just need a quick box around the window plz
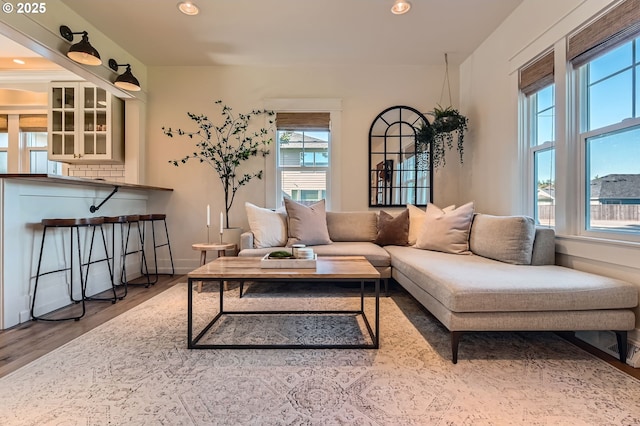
[23,130,61,174]
[578,36,640,235]
[276,112,330,206]
[520,50,555,226]
[530,85,556,227]
[0,115,7,173]
[0,113,61,174]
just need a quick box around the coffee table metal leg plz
[189,276,380,349]
[188,277,194,348]
[373,280,380,349]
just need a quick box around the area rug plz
[1,282,640,425]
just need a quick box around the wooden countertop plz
[0,174,173,191]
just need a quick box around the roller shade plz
[276,112,330,130]
[568,0,640,67]
[0,115,7,132]
[519,50,554,96]
[19,114,47,132]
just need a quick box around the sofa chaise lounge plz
[239,208,638,363]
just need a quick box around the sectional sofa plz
[238,205,638,364]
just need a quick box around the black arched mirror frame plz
[368,105,433,207]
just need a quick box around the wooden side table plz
[191,242,237,292]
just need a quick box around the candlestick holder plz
[219,231,223,244]
[206,225,210,244]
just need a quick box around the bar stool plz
[139,214,175,284]
[103,215,151,300]
[31,217,106,321]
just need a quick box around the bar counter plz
[0,174,173,192]
[0,174,173,329]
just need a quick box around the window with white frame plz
[529,85,556,227]
[0,115,8,173]
[0,113,61,174]
[276,112,330,206]
[520,50,555,226]
[576,36,640,236]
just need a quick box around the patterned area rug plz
[1,282,640,425]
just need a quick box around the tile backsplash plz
[67,164,125,183]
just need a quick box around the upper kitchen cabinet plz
[48,83,124,163]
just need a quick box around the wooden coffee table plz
[187,256,380,349]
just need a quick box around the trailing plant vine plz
[416,105,468,169]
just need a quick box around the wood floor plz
[1,276,638,380]
[0,274,183,378]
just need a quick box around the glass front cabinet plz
[48,82,124,163]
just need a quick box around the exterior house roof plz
[590,174,640,202]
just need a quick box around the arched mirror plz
[369,105,432,207]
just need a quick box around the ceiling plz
[54,0,524,67]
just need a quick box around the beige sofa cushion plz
[416,202,474,254]
[326,211,377,242]
[284,198,332,246]
[239,242,390,268]
[245,202,287,248]
[470,214,536,265]
[386,245,638,313]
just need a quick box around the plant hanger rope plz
[439,53,452,107]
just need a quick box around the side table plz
[191,242,237,292]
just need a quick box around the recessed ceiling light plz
[177,1,199,16]
[13,59,26,65]
[391,0,411,15]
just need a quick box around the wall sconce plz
[391,0,411,14]
[108,59,141,92]
[59,25,102,66]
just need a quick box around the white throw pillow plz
[245,202,288,248]
[415,202,474,254]
[407,203,455,246]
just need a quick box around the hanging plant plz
[415,54,469,169]
[430,104,468,167]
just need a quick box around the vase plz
[222,227,242,253]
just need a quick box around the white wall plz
[146,64,459,273]
[459,0,640,336]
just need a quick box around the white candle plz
[207,204,210,227]
[220,212,224,234]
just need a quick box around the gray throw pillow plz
[469,214,536,265]
[284,198,332,246]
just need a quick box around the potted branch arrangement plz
[163,100,275,230]
[416,105,468,169]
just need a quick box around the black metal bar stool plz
[103,215,151,300]
[139,214,175,284]
[31,217,106,321]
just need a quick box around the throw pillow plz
[407,204,425,246]
[245,202,288,248]
[415,202,474,254]
[375,209,409,246]
[407,203,455,246]
[469,214,536,265]
[284,198,332,246]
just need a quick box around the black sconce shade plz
[60,25,102,66]
[108,59,141,92]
